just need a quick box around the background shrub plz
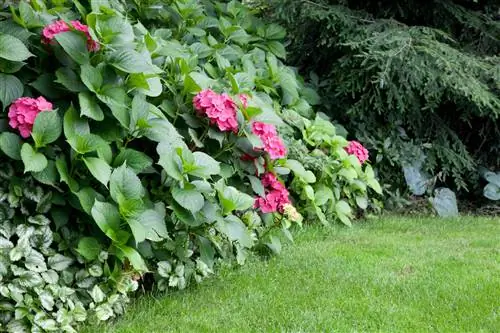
[0,0,381,330]
[263,0,500,199]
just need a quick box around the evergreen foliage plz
[264,0,500,194]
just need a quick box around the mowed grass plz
[83,216,500,333]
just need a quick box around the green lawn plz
[83,216,500,333]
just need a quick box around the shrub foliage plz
[0,0,380,331]
[265,0,500,194]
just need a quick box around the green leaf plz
[79,92,104,121]
[216,183,255,214]
[108,49,159,74]
[222,215,254,248]
[0,33,33,61]
[31,111,61,148]
[113,149,153,173]
[130,93,149,131]
[157,141,184,181]
[115,244,148,272]
[39,292,55,311]
[83,157,112,187]
[75,187,102,214]
[0,74,23,109]
[172,186,204,213]
[157,261,172,278]
[248,175,265,197]
[48,254,74,271]
[285,159,316,183]
[188,152,221,178]
[110,164,145,205]
[335,200,352,227]
[55,67,87,92]
[484,183,500,201]
[91,200,121,237]
[64,104,90,137]
[21,143,48,173]
[77,237,102,261]
[127,208,168,243]
[80,64,102,92]
[0,132,22,160]
[54,31,89,65]
[67,133,107,155]
[55,157,79,192]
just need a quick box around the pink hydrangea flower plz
[345,140,369,164]
[239,94,248,108]
[254,172,290,213]
[8,97,53,138]
[251,121,287,160]
[42,20,100,52]
[193,89,239,133]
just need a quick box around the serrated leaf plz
[188,152,221,178]
[77,237,102,261]
[172,186,204,213]
[79,92,104,121]
[55,67,87,92]
[108,49,159,74]
[31,111,61,148]
[21,143,48,173]
[0,73,23,110]
[113,149,152,173]
[83,157,111,187]
[0,33,33,61]
[91,200,121,237]
[110,164,145,205]
[0,132,22,160]
[54,31,89,64]
[80,64,102,92]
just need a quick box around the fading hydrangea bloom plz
[42,20,100,52]
[345,140,369,164]
[8,97,53,138]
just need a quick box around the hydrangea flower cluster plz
[254,173,290,213]
[8,97,53,138]
[345,140,369,164]
[42,20,100,52]
[251,121,287,160]
[193,89,239,133]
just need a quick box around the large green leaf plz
[0,74,23,110]
[80,64,102,93]
[31,111,61,148]
[79,92,104,121]
[216,182,255,214]
[55,67,87,92]
[110,164,145,205]
[127,208,168,243]
[33,160,58,186]
[91,200,121,237]
[21,143,48,173]
[108,49,159,74]
[0,132,22,160]
[157,141,184,181]
[54,31,89,65]
[0,33,33,61]
[172,186,204,213]
[115,244,148,272]
[83,157,112,187]
[75,187,102,214]
[77,237,102,261]
[221,215,254,248]
[188,152,221,178]
[113,148,153,173]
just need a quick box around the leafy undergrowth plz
[83,216,500,333]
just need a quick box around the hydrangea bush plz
[0,0,381,331]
